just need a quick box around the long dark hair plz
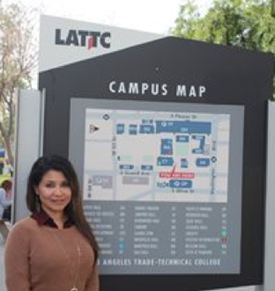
[26,155,99,261]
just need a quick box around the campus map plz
[83,108,230,203]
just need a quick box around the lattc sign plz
[55,29,111,50]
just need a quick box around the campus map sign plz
[39,15,273,291]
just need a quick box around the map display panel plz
[84,109,229,203]
[69,98,244,275]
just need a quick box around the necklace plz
[49,231,81,291]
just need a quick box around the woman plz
[5,155,99,291]
[1,179,12,221]
[0,179,12,241]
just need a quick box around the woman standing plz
[1,179,12,221]
[5,155,99,291]
[0,179,12,241]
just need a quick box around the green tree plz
[0,1,37,167]
[171,0,275,98]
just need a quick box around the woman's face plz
[35,170,72,219]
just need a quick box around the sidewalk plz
[0,221,11,291]
[0,237,6,291]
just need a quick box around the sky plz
[8,0,212,34]
[3,0,212,88]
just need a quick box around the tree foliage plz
[171,0,275,98]
[0,0,37,166]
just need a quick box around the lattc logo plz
[55,29,111,50]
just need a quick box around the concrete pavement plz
[0,237,6,291]
[0,221,11,291]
